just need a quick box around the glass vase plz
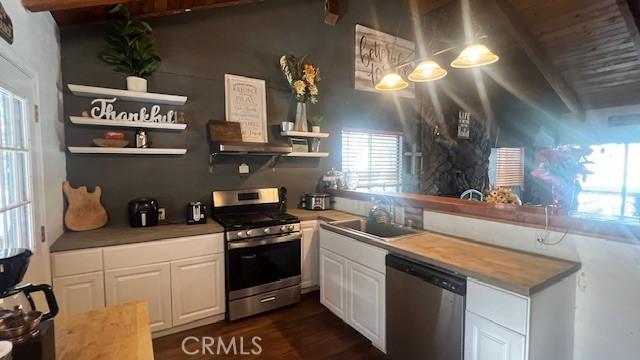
[294,102,308,132]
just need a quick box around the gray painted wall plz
[61,0,419,225]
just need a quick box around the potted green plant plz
[98,5,161,92]
[308,115,324,133]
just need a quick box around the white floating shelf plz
[281,131,330,138]
[285,152,329,158]
[69,116,187,130]
[68,147,187,155]
[68,84,188,105]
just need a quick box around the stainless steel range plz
[212,188,301,321]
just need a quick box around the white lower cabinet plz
[52,271,105,316]
[52,233,226,335]
[319,248,348,319]
[319,229,387,352]
[301,221,320,291]
[465,311,525,360]
[105,262,173,332]
[346,260,385,351]
[171,254,225,326]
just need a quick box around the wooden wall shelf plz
[285,152,329,158]
[281,131,330,138]
[69,117,187,130]
[68,147,187,155]
[68,84,188,105]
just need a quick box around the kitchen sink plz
[332,219,420,241]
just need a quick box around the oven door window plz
[228,239,301,292]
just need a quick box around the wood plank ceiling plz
[509,0,640,109]
[50,0,264,25]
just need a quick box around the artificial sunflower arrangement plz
[279,55,321,104]
[485,187,522,205]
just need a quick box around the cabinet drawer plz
[319,229,387,274]
[51,249,103,277]
[467,279,529,335]
[103,233,224,270]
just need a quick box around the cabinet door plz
[319,248,347,319]
[465,311,526,360]
[52,272,105,316]
[171,254,225,326]
[105,263,172,332]
[301,221,319,290]
[346,261,386,351]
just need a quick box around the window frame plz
[341,128,403,192]
[0,54,42,251]
[577,142,637,220]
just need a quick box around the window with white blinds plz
[341,129,403,192]
[494,147,525,188]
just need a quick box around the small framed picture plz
[225,74,268,143]
[291,138,309,152]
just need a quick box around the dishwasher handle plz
[386,255,466,296]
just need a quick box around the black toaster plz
[128,198,159,227]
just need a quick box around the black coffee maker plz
[0,249,58,360]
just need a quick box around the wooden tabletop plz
[388,232,581,295]
[55,301,153,360]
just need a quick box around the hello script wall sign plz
[0,2,13,45]
[355,24,415,99]
[90,98,179,123]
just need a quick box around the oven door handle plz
[227,232,302,250]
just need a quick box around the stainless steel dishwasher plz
[386,255,466,360]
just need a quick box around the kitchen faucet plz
[368,197,395,224]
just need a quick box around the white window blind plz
[341,129,403,192]
[495,147,524,188]
[0,86,34,250]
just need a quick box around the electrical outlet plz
[535,230,549,250]
[158,208,166,221]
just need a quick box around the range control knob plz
[246,230,255,237]
[280,225,288,232]
[287,224,296,231]
[264,227,271,234]
[236,231,246,238]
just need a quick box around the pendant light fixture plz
[408,60,448,82]
[375,73,409,91]
[450,43,499,68]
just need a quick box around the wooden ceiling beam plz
[416,0,453,16]
[134,0,264,19]
[22,0,140,12]
[617,0,640,61]
[490,0,584,114]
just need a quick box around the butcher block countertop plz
[322,223,580,296]
[50,221,224,252]
[55,301,153,360]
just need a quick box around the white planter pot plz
[312,126,321,133]
[126,76,148,92]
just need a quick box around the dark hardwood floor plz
[153,292,387,359]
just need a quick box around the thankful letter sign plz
[355,24,415,99]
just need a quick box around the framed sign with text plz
[224,74,268,143]
[0,2,13,45]
[355,24,415,99]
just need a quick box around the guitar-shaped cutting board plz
[63,181,108,231]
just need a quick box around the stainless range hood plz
[210,141,292,155]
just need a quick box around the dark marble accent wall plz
[61,0,419,225]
